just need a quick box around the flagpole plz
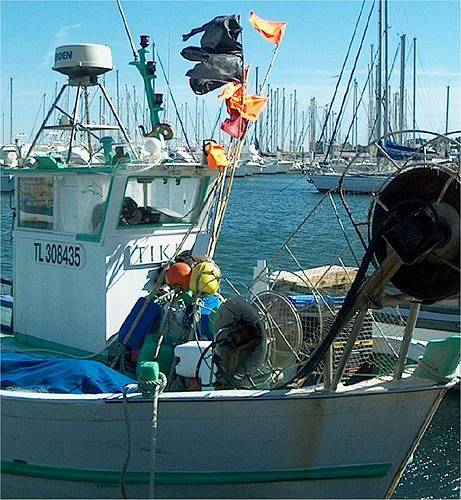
[259,44,281,96]
[209,18,286,255]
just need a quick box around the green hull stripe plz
[1,460,392,485]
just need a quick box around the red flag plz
[249,11,287,46]
[221,110,248,139]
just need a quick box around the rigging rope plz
[317,0,371,155]
[325,1,375,159]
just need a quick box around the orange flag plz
[218,82,268,122]
[204,141,229,169]
[249,11,287,46]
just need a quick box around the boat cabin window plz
[18,176,111,238]
[18,177,54,230]
[118,176,205,227]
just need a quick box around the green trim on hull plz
[1,460,393,485]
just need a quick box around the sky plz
[1,0,460,148]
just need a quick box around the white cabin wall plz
[13,232,107,353]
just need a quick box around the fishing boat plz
[1,12,461,500]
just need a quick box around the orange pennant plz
[249,11,287,46]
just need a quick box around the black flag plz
[181,15,244,95]
[182,15,242,53]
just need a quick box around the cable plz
[155,49,196,156]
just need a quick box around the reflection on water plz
[394,391,460,499]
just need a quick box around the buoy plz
[190,261,221,296]
[165,262,192,289]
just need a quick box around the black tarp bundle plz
[181,15,244,95]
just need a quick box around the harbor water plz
[1,175,459,498]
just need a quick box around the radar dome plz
[53,44,113,83]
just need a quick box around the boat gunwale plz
[0,374,454,404]
[2,161,206,177]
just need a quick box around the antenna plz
[116,0,139,61]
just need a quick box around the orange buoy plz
[166,262,192,288]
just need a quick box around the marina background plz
[1,175,459,498]
[1,1,460,149]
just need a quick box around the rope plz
[120,383,139,499]
[317,0,371,155]
[155,49,196,156]
[416,358,452,384]
[120,374,167,500]
[324,0,375,160]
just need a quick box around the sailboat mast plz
[399,34,406,144]
[376,1,382,143]
[293,89,298,155]
[9,77,13,143]
[412,37,417,145]
[309,97,316,154]
[281,87,286,152]
[383,0,389,143]
[445,85,450,134]
[368,45,374,144]
[353,79,358,151]
[254,66,259,146]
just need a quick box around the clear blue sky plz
[1,0,460,146]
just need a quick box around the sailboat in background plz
[308,0,451,194]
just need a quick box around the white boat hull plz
[309,173,389,194]
[1,376,447,499]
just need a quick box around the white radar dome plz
[53,44,113,82]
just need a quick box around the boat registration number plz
[33,241,85,269]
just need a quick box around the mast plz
[353,79,358,151]
[399,34,406,144]
[254,66,259,146]
[275,87,279,152]
[130,35,163,133]
[383,0,389,144]
[9,77,13,143]
[445,85,450,134]
[376,1,382,144]
[412,37,417,145]
[368,45,374,144]
[288,92,293,152]
[293,89,298,155]
[309,97,316,154]
[281,87,286,152]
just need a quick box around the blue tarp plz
[1,352,134,394]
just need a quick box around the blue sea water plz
[1,175,459,498]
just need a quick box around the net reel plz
[370,165,460,303]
